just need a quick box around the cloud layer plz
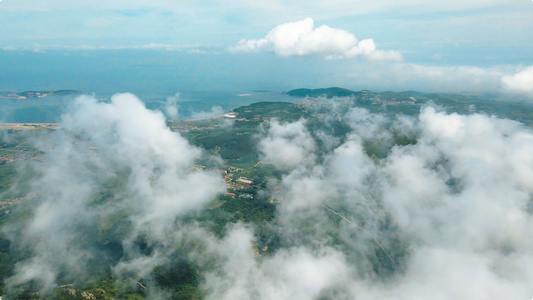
[257,119,316,169]
[248,103,533,299]
[502,65,533,97]
[3,93,533,299]
[231,18,402,61]
[3,94,225,292]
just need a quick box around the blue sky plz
[0,0,532,96]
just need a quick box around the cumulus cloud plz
[371,107,533,298]
[502,65,533,97]
[202,225,350,300]
[257,119,316,169]
[251,103,533,299]
[231,17,402,61]
[3,93,225,292]
[4,92,533,299]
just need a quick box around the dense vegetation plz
[1,90,532,299]
[286,87,356,98]
[287,87,533,125]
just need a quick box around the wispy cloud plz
[4,93,226,292]
[340,62,533,97]
[257,119,317,169]
[1,43,205,52]
[242,104,533,299]
[4,92,533,298]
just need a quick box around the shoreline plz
[0,123,59,130]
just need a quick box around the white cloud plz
[0,43,201,52]
[189,106,225,120]
[502,65,533,98]
[5,91,533,298]
[1,46,18,51]
[253,105,533,299]
[231,17,402,61]
[342,62,517,94]
[0,0,198,12]
[202,224,351,300]
[2,0,520,15]
[312,0,521,15]
[165,93,180,120]
[379,64,533,97]
[5,93,226,291]
[258,119,317,169]
[390,64,505,92]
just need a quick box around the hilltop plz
[286,87,533,125]
[286,87,356,98]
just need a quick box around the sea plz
[0,50,299,123]
[0,91,298,123]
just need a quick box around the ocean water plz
[0,49,312,123]
[0,50,302,123]
[0,91,297,123]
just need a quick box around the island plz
[0,90,82,99]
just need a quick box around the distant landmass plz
[286,87,427,106]
[285,87,533,125]
[286,87,480,102]
[0,90,82,99]
[286,87,493,106]
[287,87,357,98]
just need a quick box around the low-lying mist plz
[2,93,533,299]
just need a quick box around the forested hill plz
[286,87,357,98]
[285,87,533,126]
